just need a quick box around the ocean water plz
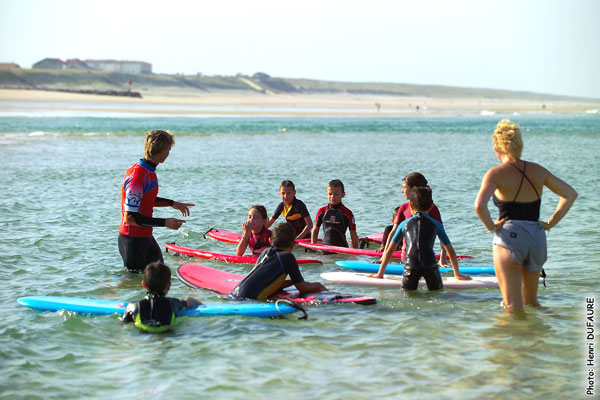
[0,110,598,399]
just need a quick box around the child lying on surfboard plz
[230,222,327,300]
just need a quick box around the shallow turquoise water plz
[0,113,598,399]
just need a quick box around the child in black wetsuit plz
[230,222,327,300]
[123,261,201,332]
[371,187,470,290]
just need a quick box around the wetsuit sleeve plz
[343,207,357,231]
[281,253,304,284]
[168,298,187,314]
[391,220,408,245]
[315,206,325,227]
[394,203,410,225]
[155,197,174,206]
[271,202,284,220]
[128,212,166,227]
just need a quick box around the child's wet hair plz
[280,180,295,190]
[272,222,296,249]
[409,187,433,212]
[327,179,345,192]
[143,261,171,294]
[249,205,268,220]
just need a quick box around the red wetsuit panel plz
[248,227,272,255]
[315,203,356,247]
[119,160,159,237]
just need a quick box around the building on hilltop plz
[33,58,65,70]
[0,63,21,69]
[84,60,152,74]
[32,58,152,74]
[65,59,90,69]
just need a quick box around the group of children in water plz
[126,173,462,332]
[120,129,475,332]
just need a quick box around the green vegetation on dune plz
[0,68,594,101]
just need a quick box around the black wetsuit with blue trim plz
[391,212,452,290]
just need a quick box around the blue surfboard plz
[17,296,299,318]
[335,260,495,275]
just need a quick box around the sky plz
[1,0,599,99]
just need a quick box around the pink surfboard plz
[296,241,406,258]
[204,228,242,244]
[204,228,315,244]
[177,264,376,306]
[361,232,385,244]
[166,243,322,265]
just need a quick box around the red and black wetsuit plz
[118,159,172,272]
[248,227,272,255]
[315,203,356,247]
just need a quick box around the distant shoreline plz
[0,88,598,117]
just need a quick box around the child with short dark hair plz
[123,261,201,332]
[236,205,272,256]
[230,222,327,300]
[266,180,313,240]
[311,179,359,248]
[372,187,470,290]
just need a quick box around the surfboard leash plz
[203,227,215,240]
[274,299,308,320]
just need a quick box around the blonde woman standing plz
[474,120,577,313]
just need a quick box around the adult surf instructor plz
[474,120,576,313]
[118,130,194,272]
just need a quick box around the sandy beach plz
[0,88,598,116]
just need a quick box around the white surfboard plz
[320,271,508,289]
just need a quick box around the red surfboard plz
[204,228,315,244]
[296,241,472,260]
[177,264,376,306]
[204,228,242,244]
[166,243,322,265]
[361,232,385,244]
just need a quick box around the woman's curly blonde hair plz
[492,119,522,159]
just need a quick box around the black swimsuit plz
[493,161,541,221]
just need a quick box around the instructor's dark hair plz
[409,187,433,213]
[143,261,171,294]
[272,222,296,249]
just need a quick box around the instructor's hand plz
[173,201,195,217]
[165,218,186,230]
